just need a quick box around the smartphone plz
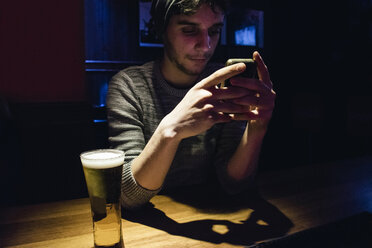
[221,58,257,87]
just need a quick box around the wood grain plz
[1,157,371,248]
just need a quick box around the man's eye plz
[182,27,197,35]
[209,28,221,36]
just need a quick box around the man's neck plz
[160,57,199,88]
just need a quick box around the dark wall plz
[260,0,372,168]
[0,102,93,205]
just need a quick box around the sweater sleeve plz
[106,71,161,209]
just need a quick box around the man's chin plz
[177,63,206,76]
[187,61,209,74]
[183,67,205,76]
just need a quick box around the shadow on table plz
[123,188,293,246]
[248,211,372,248]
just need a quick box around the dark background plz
[1,0,371,206]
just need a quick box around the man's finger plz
[209,86,257,100]
[230,77,270,93]
[253,51,271,85]
[196,63,246,89]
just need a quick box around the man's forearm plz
[130,121,182,191]
[226,121,267,181]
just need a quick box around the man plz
[106,0,276,209]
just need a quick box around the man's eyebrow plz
[177,20,224,27]
[177,20,197,25]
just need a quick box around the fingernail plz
[254,51,262,60]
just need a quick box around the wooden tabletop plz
[1,156,372,248]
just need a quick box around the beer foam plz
[81,150,124,169]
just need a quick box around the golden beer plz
[80,149,125,248]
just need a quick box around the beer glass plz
[80,149,125,248]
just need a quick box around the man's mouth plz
[188,56,210,62]
[188,53,212,61]
[190,58,207,61]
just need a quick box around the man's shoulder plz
[115,61,155,81]
[109,61,157,97]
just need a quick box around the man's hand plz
[160,51,275,141]
[227,51,276,128]
[160,62,255,140]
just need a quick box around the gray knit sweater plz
[106,60,253,209]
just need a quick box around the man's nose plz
[196,31,211,51]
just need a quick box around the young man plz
[106,0,276,209]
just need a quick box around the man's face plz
[163,4,224,76]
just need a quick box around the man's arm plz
[106,70,162,208]
[225,51,276,182]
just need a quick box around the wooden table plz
[1,156,372,248]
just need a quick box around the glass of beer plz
[80,149,125,248]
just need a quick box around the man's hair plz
[150,0,228,37]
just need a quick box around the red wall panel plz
[0,0,85,102]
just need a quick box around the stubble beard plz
[164,38,213,76]
[174,56,204,76]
